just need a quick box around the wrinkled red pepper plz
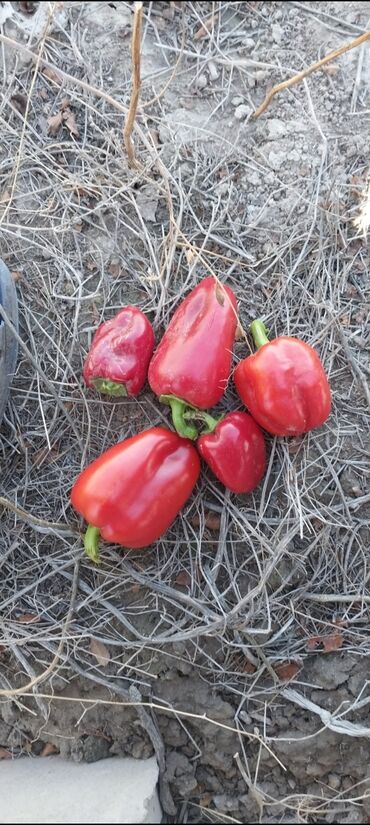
[71,427,200,561]
[148,278,237,438]
[83,306,154,397]
[234,320,332,436]
[196,411,266,493]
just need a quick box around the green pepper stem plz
[84,524,101,564]
[90,378,128,397]
[250,319,270,349]
[184,409,220,435]
[159,395,198,440]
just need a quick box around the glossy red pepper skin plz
[234,322,331,437]
[148,278,238,410]
[71,427,200,558]
[83,306,154,397]
[197,412,266,493]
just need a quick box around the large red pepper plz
[83,306,154,397]
[234,320,331,436]
[196,411,266,493]
[148,278,237,439]
[71,427,200,561]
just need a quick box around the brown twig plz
[254,30,370,118]
[123,1,143,168]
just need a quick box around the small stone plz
[208,60,219,81]
[328,773,341,790]
[196,73,207,90]
[268,150,286,171]
[234,104,251,121]
[213,795,239,812]
[232,95,244,106]
[254,69,269,83]
[272,23,283,44]
[266,118,286,140]
[243,37,255,50]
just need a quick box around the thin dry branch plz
[254,30,370,118]
[123,1,143,168]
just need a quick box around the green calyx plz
[160,394,223,438]
[90,378,128,397]
[250,319,270,349]
[159,395,199,440]
[184,409,221,435]
[84,524,101,564]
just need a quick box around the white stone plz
[207,61,219,81]
[234,104,251,121]
[0,756,161,824]
[268,150,286,171]
[272,23,283,44]
[243,37,255,50]
[196,73,208,89]
[265,118,286,140]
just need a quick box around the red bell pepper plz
[71,427,200,561]
[148,278,238,438]
[195,411,266,493]
[83,306,154,397]
[234,320,331,436]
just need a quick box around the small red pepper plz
[83,306,154,397]
[71,427,200,561]
[196,411,266,493]
[234,320,332,436]
[148,278,237,438]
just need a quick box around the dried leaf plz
[0,645,6,655]
[333,616,347,627]
[11,270,22,283]
[108,259,122,278]
[41,742,59,757]
[185,248,195,265]
[274,661,301,681]
[16,613,40,624]
[19,0,36,13]
[33,446,60,467]
[89,637,110,668]
[175,570,191,587]
[62,107,79,138]
[191,512,221,530]
[0,748,12,759]
[322,634,343,653]
[194,13,219,41]
[235,322,246,341]
[0,190,11,204]
[10,93,27,115]
[205,512,221,531]
[47,111,63,136]
[215,284,225,306]
[42,66,62,86]
[307,636,320,651]
[307,633,343,653]
[243,660,257,674]
[191,512,220,531]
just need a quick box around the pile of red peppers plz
[71,277,331,562]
